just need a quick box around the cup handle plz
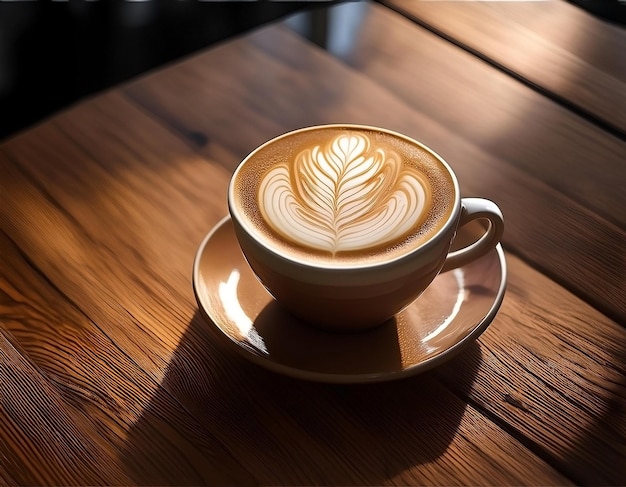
[441,198,504,273]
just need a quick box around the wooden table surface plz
[1,1,624,485]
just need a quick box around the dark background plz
[0,0,623,142]
[0,1,322,141]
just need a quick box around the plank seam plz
[376,0,626,143]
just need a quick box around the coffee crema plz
[232,126,456,265]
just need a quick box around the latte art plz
[258,133,429,255]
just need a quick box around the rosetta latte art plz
[258,133,429,254]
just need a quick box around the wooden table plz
[1,1,624,484]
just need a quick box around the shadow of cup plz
[252,301,403,379]
[120,307,485,485]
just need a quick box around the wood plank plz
[156,330,573,486]
[0,231,255,485]
[383,0,626,134]
[1,105,232,380]
[0,328,131,485]
[0,92,571,485]
[283,3,626,230]
[119,26,622,483]
[0,32,622,483]
[435,254,626,485]
[122,23,626,323]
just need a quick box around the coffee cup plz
[228,124,504,332]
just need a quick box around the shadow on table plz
[555,345,626,485]
[121,309,483,485]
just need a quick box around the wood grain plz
[383,0,626,135]
[1,8,624,486]
[1,100,231,380]
[0,92,571,486]
[123,21,626,323]
[0,230,255,485]
[435,254,626,485]
[0,327,131,485]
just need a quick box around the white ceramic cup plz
[228,125,504,331]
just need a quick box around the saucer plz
[193,216,507,383]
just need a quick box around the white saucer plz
[193,216,507,383]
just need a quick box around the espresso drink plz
[232,126,456,266]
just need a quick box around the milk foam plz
[232,126,456,265]
[258,133,429,255]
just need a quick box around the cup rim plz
[228,123,461,271]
